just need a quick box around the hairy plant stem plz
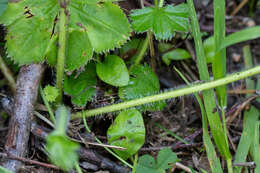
[0,55,16,93]
[56,8,67,103]
[72,65,260,119]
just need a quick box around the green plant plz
[1,0,260,172]
[135,148,178,173]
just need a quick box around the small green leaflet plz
[64,62,97,107]
[43,85,59,103]
[0,0,8,16]
[107,109,145,160]
[136,148,178,173]
[96,55,129,87]
[0,0,131,70]
[119,65,165,112]
[46,106,80,171]
[158,43,191,65]
[130,3,189,40]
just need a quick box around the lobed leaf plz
[107,109,145,160]
[96,55,129,87]
[130,4,189,40]
[0,0,58,65]
[43,85,59,103]
[119,65,165,112]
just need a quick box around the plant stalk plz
[0,55,16,93]
[159,0,164,8]
[72,65,260,119]
[56,8,67,103]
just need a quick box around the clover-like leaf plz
[119,65,165,112]
[107,109,145,160]
[69,0,131,53]
[0,0,8,16]
[43,85,59,103]
[158,43,191,65]
[64,62,97,107]
[130,3,189,40]
[136,148,178,173]
[96,55,129,87]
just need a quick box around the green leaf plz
[64,62,97,107]
[46,133,79,171]
[107,109,145,160]
[69,0,131,53]
[203,36,216,64]
[119,65,165,112]
[156,148,178,170]
[130,3,189,40]
[0,0,58,65]
[96,55,129,87]
[0,166,13,173]
[0,0,8,16]
[158,43,191,65]
[43,85,59,103]
[136,148,178,173]
[66,31,93,71]
[1,0,130,68]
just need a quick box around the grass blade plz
[220,26,260,50]
[174,67,223,173]
[234,45,259,173]
[187,0,231,162]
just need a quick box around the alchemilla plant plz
[1,0,260,172]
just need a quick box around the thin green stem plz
[82,116,133,169]
[154,0,158,8]
[0,55,16,93]
[56,105,69,134]
[74,162,83,173]
[39,86,56,123]
[72,65,260,119]
[131,36,149,70]
[56,8,67,103]
[159,0,164,8]
[132,154,138,173]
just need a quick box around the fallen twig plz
[2,64,45,172]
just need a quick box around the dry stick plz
[231,0,248,16]
[2,64,45,172]
[0,152,59,170]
